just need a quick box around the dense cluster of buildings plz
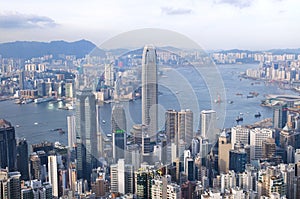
[211,51,300,65]
[2,46,300,199]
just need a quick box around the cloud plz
[0,12,58,29]
[161,7,192,15]
[215,0,253,8]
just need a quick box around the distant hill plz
[267,48,300,55]
[216,48,300,54]
[0,39,103,59]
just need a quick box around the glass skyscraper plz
[75,89,98,182]
[112,104,126,163]
[142,45,158,142]
[0,119,16,171]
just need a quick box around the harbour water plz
[0,64,297,146]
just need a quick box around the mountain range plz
[0,40,102,59]
[0,39,300,59]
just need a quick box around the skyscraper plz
[112,104,126,163]
[110,159,134,195]
[178,109,193,149]
[273,103,287,129]
[250,128,273,160]
[75,89,98,182]
[0,119,16,171]
[67,115,76,148]
[135,168,154,199]
[142,44,158,142]
[0,170,21,199]
[165,110,178,143]
[200,110,217,141]
[218,131,231,174]
[229,142,247,173]
[48,155,59,197]
[104,63,114,87]
[16,138,29,181]
[231,125,250,149]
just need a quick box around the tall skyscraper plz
[16,138,29,181]
[142,44,158,142]
[273,103,287,129]
[19,71,25,90]
[178,109,193,149]
[111,104,126,163]
[48,155,59,197]
[218,131,231,174]
[104,63,114,87]
[110,159,134,195]
[75,89,98,182]
[165,110,178,143]
[67,115,76,148]
[200,110,217,141]
[0,119,16,171]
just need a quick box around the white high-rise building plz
[142,44,158,142]
[231,125,250,149]
[178,109,193,148]
[67,115,76,148]
[110,159,134,195]
[200,110,217,141]
[104,63,114,87]
[48,155,58,197]
[250,128,273,160]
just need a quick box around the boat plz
[22,99,34,104]
[247,95,254,98]
[14,99,22,104]
[236,116,243,122]
[228,100,234,104]
[16,125,20,128]
[254,112,261,118]
[34,97,54,104]
[102,120,106,124]
[50,128,65,134]
[34,122,38,125]
[249,91,259,97]
[214,94,222,104]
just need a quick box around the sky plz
[0,0,300,50]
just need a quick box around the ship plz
[254,112,261,118]
[236,116,243,122]
[50,128,65,134]
[34,97,54,104]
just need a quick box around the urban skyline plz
[2,34,300,198]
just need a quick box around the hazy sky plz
[1,0,300,50]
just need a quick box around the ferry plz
[236,116,243,122]
[254,112,261,118]
[34,97,54,104]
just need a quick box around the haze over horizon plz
[1,0,300,51]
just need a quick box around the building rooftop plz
[0,119,12,128]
